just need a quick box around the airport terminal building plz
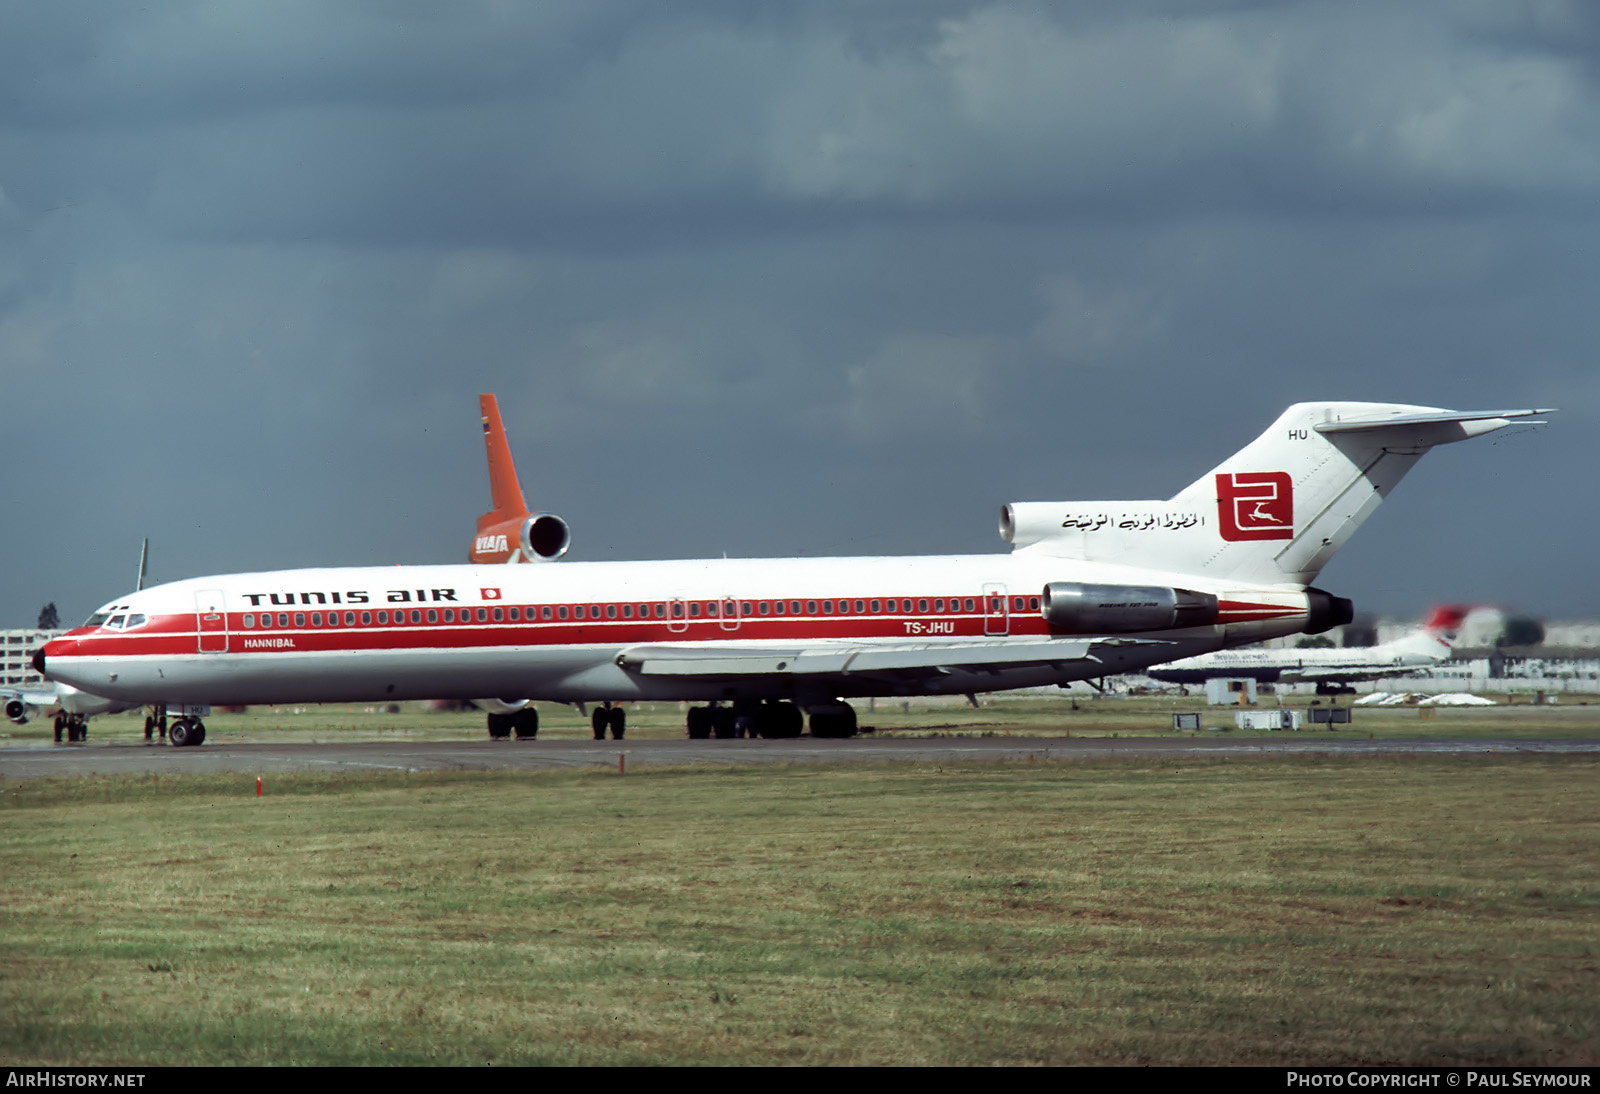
[3,629,60,688]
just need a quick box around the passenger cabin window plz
[774,601,785,615]
[558,606,569,620]
[575,605,586,620]
[822,601,834,614]
[1029,597,1041,611]
[427,609,437,623]
[622,604,633,619]
[377,611,388,624]
[361,611,371,625]
[311,612,322,626]
[606,605,617,620]
[542,606,553,620]
[492,608,503,622]
[279,613,290,628]
[806,601,817,614]
[507,607,518,622]
[244,614,255,628]
[295,613,305,627]
[870,600,881,613]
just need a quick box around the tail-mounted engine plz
[4,697,30,724]
[520,513,571,562]
[1303,587,1354,634]
[1042,581,1219,633]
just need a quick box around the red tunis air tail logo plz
[1216,472,1293,542]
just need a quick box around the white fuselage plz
[1146,632,1450,685]
[41,553,1315,708]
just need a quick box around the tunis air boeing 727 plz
[36,402,1549,744]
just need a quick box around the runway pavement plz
[3,733,1598,779]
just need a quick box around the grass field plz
[5,691,1600,747]
[3,754,1597,1065]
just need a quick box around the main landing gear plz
[684,700,810,739]
[53,712,89,743]
[591,703,626,740]
[487,709,540,740]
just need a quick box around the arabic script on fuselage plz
[1059,512,1205,532]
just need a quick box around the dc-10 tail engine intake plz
[520,513,571,562]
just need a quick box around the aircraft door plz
[196,590,229,653]
[668,597,687,634]
[983,583,1009,636]
[720,596,741,632]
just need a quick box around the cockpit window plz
[85,612,110,627]
[107,615,127,629]
[125,614,146,628]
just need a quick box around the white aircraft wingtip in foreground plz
[37,401,1552,743]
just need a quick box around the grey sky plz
[2,1,1592,627]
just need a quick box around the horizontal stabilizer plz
[1314,408,1552,441]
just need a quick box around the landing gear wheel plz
[686,707,711,740]
[711,707,736,739]
[168,719,192,747]
[144,716,156,742]
[513,708,539,739]
[190,721,206,746]
[592,707,608,740]
[487,713,513,739]
[53,713,66,743]
[810,705,858,739]
[606,707,626,740]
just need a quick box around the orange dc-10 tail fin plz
[471,394,570,564]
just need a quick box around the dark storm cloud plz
[1,1,1595,625]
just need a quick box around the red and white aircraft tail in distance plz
[1146,603,1472,692]
[38,402,1550,743]
[469,393,570,565]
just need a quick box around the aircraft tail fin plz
[1418,604,1470,639]
[476,393,530,536]
[1005,403,1551,586]
[1382,604,1471,661]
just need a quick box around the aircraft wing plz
[615,638,1126,681]
[2,686,59,708]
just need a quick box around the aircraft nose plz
[31,647,45,676]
